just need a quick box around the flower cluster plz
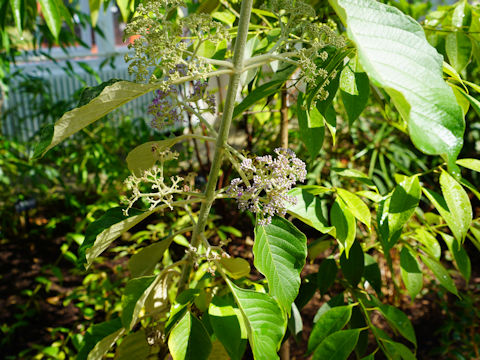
[227,148,307,225]
[123,149,190,215]
[124,0,229,84]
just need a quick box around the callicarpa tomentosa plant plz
[32,0,480,359]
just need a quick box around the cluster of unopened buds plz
[227,148,307,225]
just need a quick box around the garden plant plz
[23,0,480,358]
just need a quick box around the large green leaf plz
[77,318,124,360]
[208,295,247,360]
[121,275,158,330]
[79,207,155,268]
[330,198,356,256]
[253,216,307,313]
[308,305,354,354]
[33,81,158,158]
[313,329,361,360]
[128,238,173,278]
[168,312,212,360]
[287,187,333,233]
[115,330,150,360]
[228,281,287,360]
[400,247,423,299]
[439,170,472,242]
[330,0,464,173]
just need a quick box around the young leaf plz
[79,208,156,268]
[115,330,150,360]
[420,254,459,296]
[298,92,325,158]
[168,312,212,360]
[330,198,356,256]
[313,329,361,360]
[253,216,307,313]
[287,187,334,234]
[400,247,423,299]
[439,170,472,242]
[77,318,124,360]
[219,257,251,279]
[308,305,354,354]
[330,0,465,172]
[121,275,158,330]
[33,81,158,158]
[337,188,371,230]
[208,296,247,360]
[228,281,287,360]
[128,238,174,278]
[317,258,338,295]
[339,240,364,287]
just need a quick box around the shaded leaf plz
[313,329,361,360]
[330,198,356,256]
[400,247,423,299]
[317,258,338,295]
[168,312,212,360]
[340,240,364,287]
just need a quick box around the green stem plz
[178,0,254,293]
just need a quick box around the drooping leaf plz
[337,188,371,230]
[446,32,473,73]
[298,92,325,158]
[219,257,251,279]
[456,158,480,172]
[208,295,247,360]
[414,229,441,260]
[312,329,361,360]
[77,318,123,360]
[330,0,465,173]
[330,198,356,256]
[400,247,423,299]
[317,258,338,295]
[121,275,158,330]
[78,207,155,268]
[87,328,124,360]
[420,254,459,296]
[287,187,333,234]
[439,232,471,283]
[253,216,307,313]
[363,254,382,294]
[288,302,303,339]
[439,170,472,242]
[9,0,23,34]
[340,65,370,125]
[115,330,150,360]
[228,281,287,360]
[377,304,416,346]
[128,238,174,278]
[168,312,212,360]
[308,305,354,354]
[39,0,61,39]
[339,240,364,287]
[33,81,158,158]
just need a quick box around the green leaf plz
[228,281,287,360]
[378,176,421,250]
[308,305,354,354]
[337,188,371,230]
[459,90,480,117]
[208,296,247,360]
[377,304,416,346]
[312,329,361,360]
[414,229,441,260]
[330,198,356,256]
[121,275,158,330]
[439,170,472,242]
[116,0,133,23]
[126,138,183,176]
[9,0,23,33]
[288,302,303,339]
[128,238,173,278]
[33,81,158,158]
[339,240,364,287]
[456,158,480,172]
[446,32,472,73]
[115,330,150,360]
[364,254,382,294]
[39,0,61,39]
[77,318,123,360]
[253,216,307,313]
[88,0,101,26]
[439,232,471,283]
[317,258,338,295]
[233,80,283,119]
[87,328,124,360]
[78,207,155,268]
[168,312,212,360]
[400,247,423,299]
[219,257,251,279]
[330,0,465,173]
[165,289,201,335]
[340,68,370,125]
[420,254,459,296]
[298,92,325,158]
[287,187,334,234]
[332,167,375,187]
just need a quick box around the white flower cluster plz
[227,148,307,225]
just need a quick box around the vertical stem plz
[178,0,254,292]
[280,85,289,148]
